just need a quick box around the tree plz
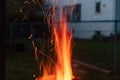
[6,0,45,22]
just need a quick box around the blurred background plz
[5,0,120,80]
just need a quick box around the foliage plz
[117,32,120,40]
[6,0,45,22]
[92,31,104,41]
[6,0,22,22]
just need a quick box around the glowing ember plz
[35,12,73,80]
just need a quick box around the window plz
[71,4,81,21]
[96,2,101,13]
[63,4,81,22]
[63,6,72,21]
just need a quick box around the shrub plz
[92,31,103,41]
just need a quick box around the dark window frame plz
[95,2,101,13]
[63,4,81,22]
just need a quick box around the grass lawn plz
[6,38,120,80]
[6,38,38,80]
[73,39,120,69]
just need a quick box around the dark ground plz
[5,38,120,80]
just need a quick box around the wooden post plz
[113,20,117,70]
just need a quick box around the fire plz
[53,14,73,80]
[35,12,73,80]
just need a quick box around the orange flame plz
[36,12,73,80]
[53,14,73,80]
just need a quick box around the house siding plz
[57,0,115,21]
[51,0,116,39]
[68,22,114,39]
[116,0,120,32]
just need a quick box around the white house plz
[46,0,120,39]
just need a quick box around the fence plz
[7,20,120,71]
[69,20,120,71]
